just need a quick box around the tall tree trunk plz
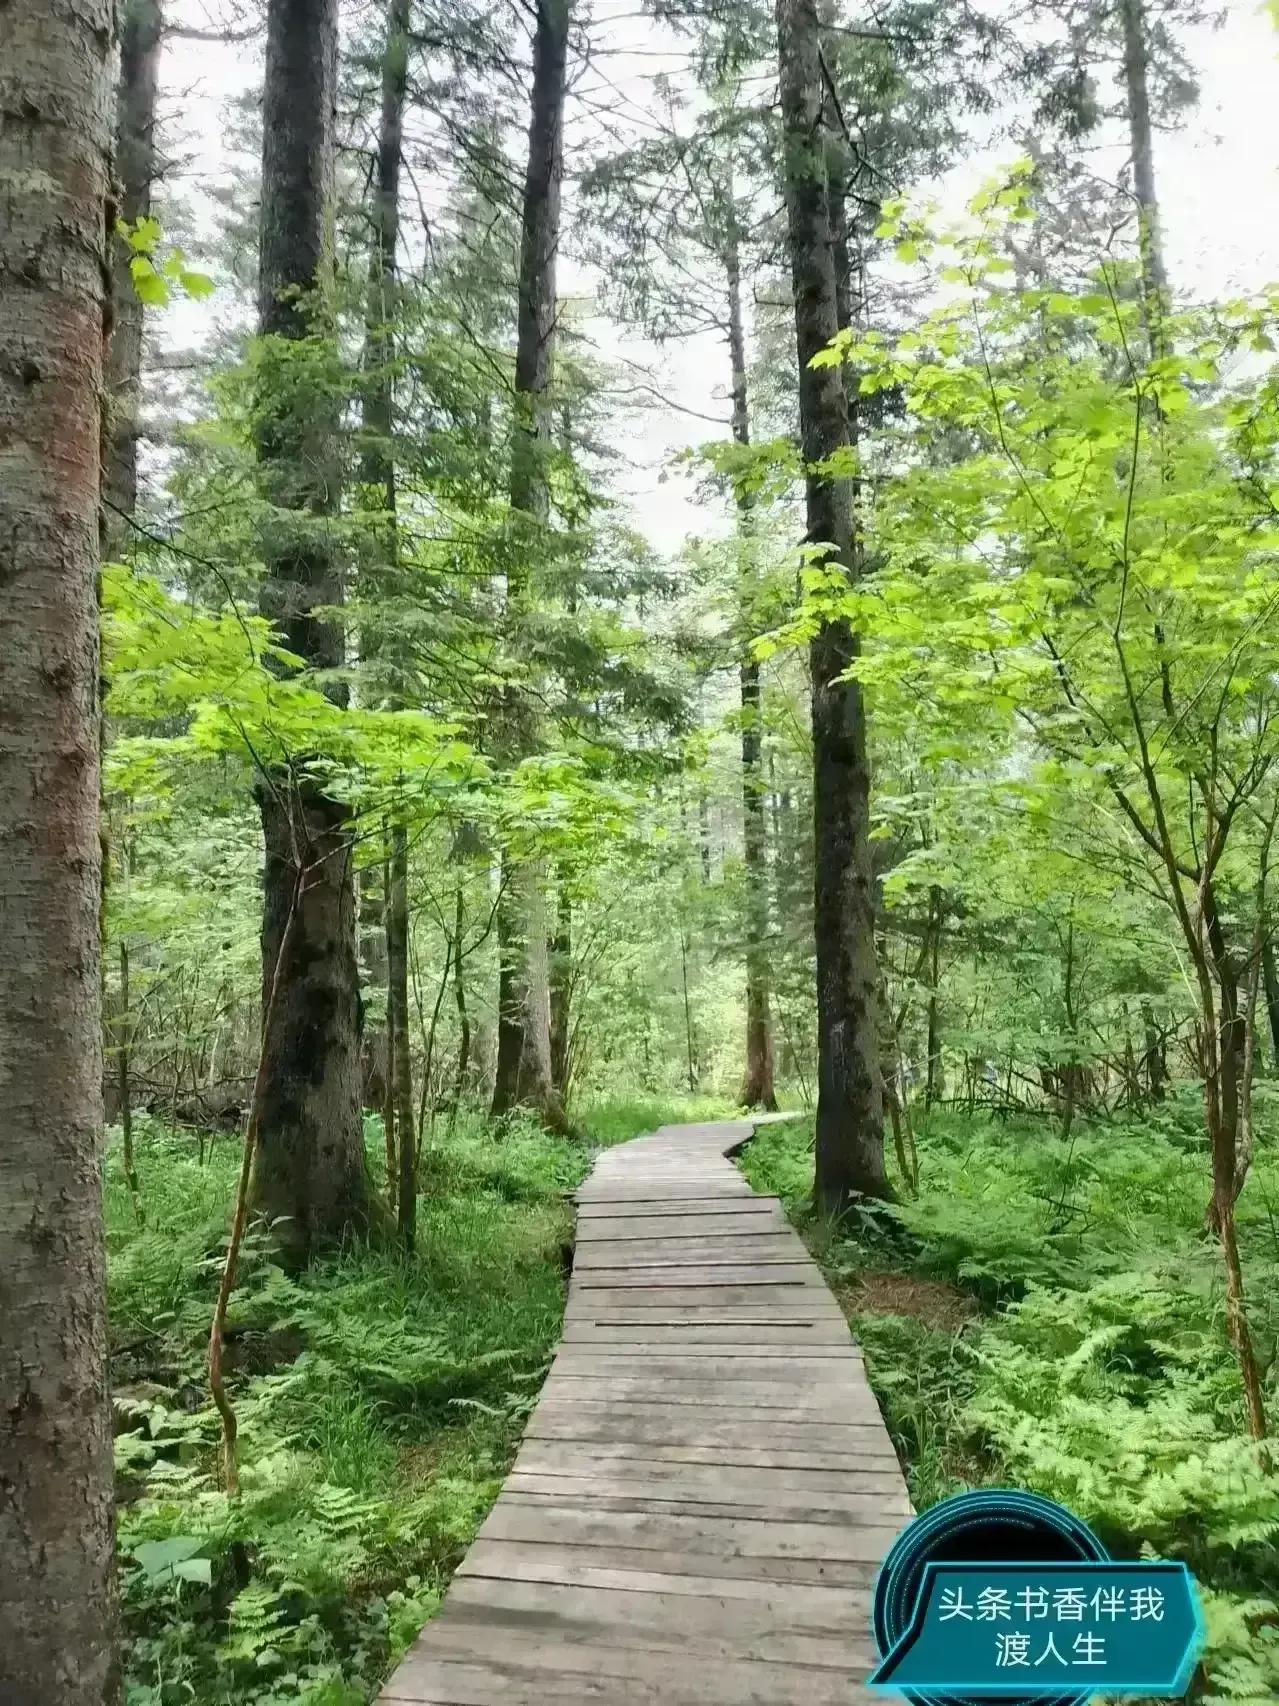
[492,0,572,1133]
[776,0,889,1213]
[359,0,410,1121]
[108,0,163,524]
[1118,0,1168,342]
[0,4,119,1699]
[251,0,369,1255]
[389,825,414,1245]
[726,227,778,1111]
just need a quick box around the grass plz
[108,1094,696,1706]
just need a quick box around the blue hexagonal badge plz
[868,1491,1204,1703]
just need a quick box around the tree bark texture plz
[491,0,572,1132]
[358,0,410,1116]
[726,230,777,1111]
[1262,934,1279,1069]
[0,3,120,1700]
[252,0,368,1253]
[776,0,889,1212]
[107,0,163,522]
[388,825,414,1245]
[549,879,573,1098]
[1118,0,1168,336]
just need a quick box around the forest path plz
[378,1118,911,1704]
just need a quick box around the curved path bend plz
[379,1119,912,1704]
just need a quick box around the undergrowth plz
[739,1089,1279,1705]
[107,1098,656,1706]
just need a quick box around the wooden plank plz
[575,1263,819,1286]
[539,1377,879,1410]
[559,1321,856,1344]
[382,1652,887,1706]
[552,1340,858,1359]
[505,1472,912,1517]
[477,1498,905,1562]
[427,1579,878,1666]
[508,1458,908,1496]
[457,1536,883,1590]
[526,1411,897,1451]
[548,1356,866,1380]
[516,1440,902,1473]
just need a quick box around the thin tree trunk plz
[925,887,943,1108]
[252,0,369,1257]
[492,0,572,1134]
[210,862,303,1497]
[1142,998,1167,1101]
[776,0,889,1213]
[359,2,408,1115]
[0,5,118,1697]
[1262,933,1279,1069]
[381,841,397,1210]
[1119,0,1168,342]
[389,825,414,1246]
[361,860,390,1113]
[452,881,472,1103]
[108,0,164,524]
[549,878,573,1098]
[680,925,698,1094]
[726,224,778,1112]
[119,942,144,1221]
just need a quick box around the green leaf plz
[132,1535,207,1583]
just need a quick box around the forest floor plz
[107,1092,734,1706]
[109,1089,1279,1705]
[739,1095,1279,1706]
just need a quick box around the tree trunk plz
[1262,934,1279,1070]
[925,887,943,1108]
[452,881,472,1103]
[0,4,119,1699]
[549,878,573,1098]
[389,825,414,1246]
[494,855,568,1127]
[1118,0,1168,339]
[491,0,572,1133]
[1141,998,1166,1100]
[776,0,889,1213]
[726,225,778,1112]
[1202,884,1267,1438]
[360,860,390,1112]
[251,0,369,1256]
[108,0,164,524]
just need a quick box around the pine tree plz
[0,3,120,1698]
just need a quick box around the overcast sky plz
[161,0,1279,554]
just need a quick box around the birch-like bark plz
[726,223,777,1111]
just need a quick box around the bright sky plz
[161,0,1279,555]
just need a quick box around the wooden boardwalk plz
[380,1120,911,1705]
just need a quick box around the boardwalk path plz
[380,1120,912,1705]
